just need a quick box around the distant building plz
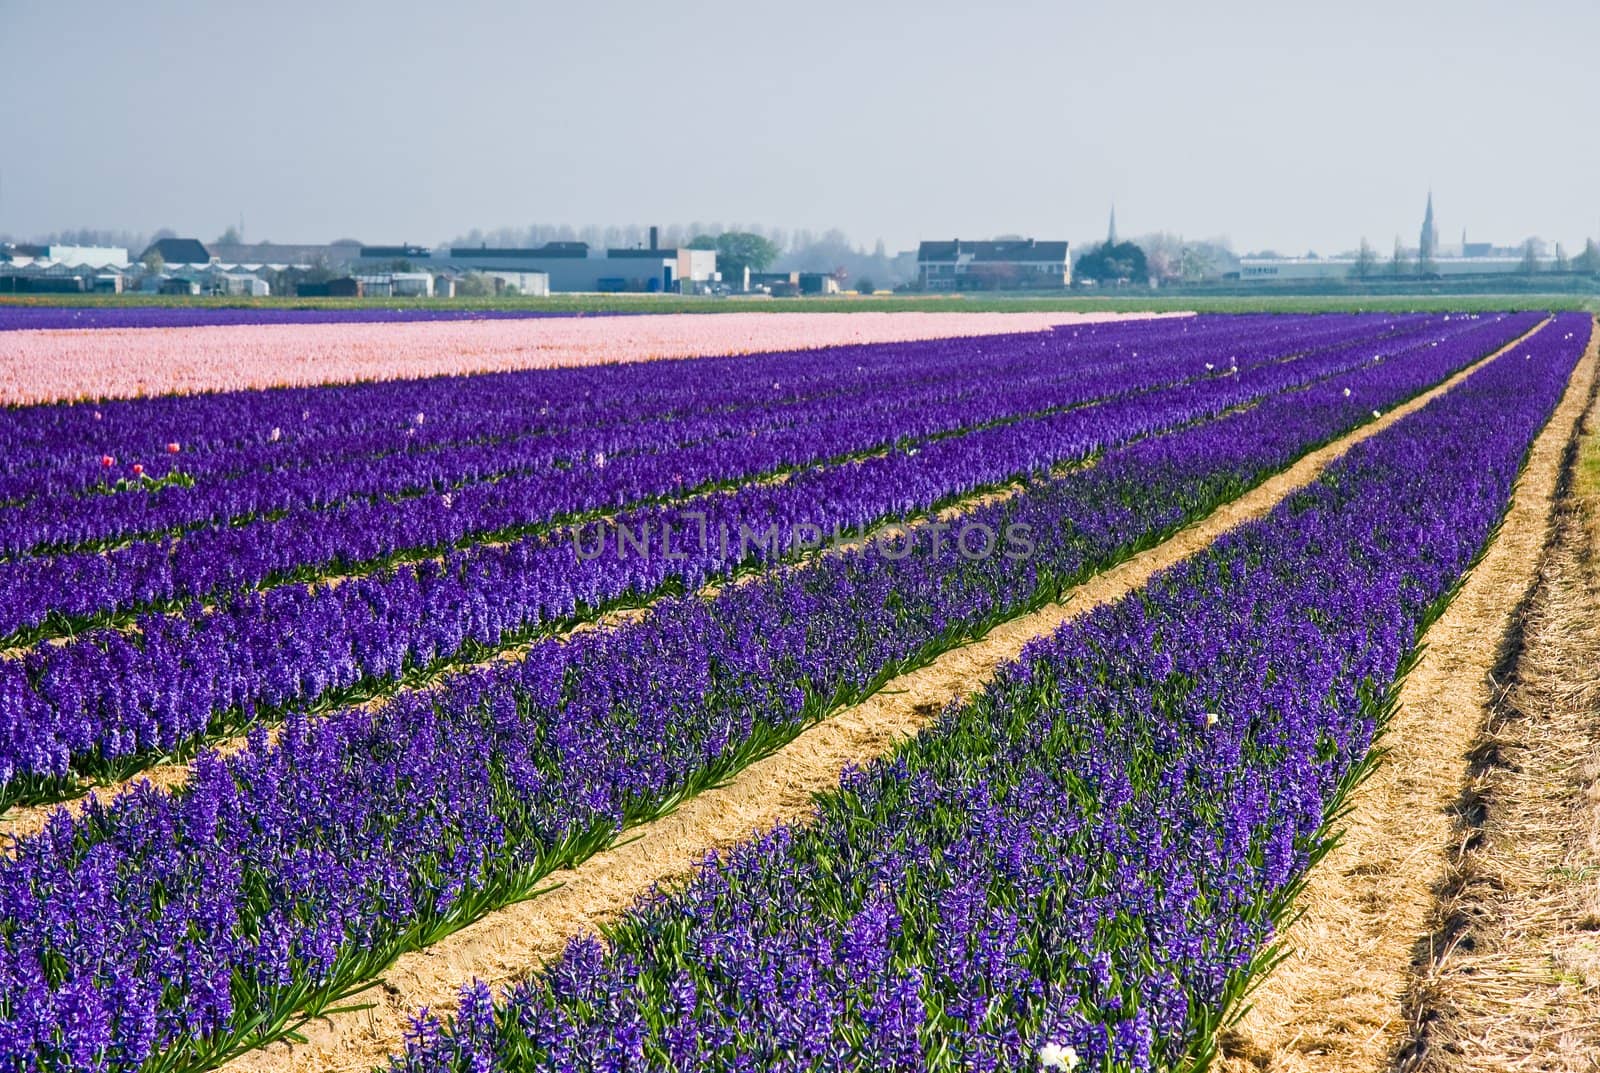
[746,270,797,295]
[797,272,842,296]
[468,270,551,297]
[353,274,396,298]
[1419,191,1438,266]
[916,238,1071,290]
[46,246,129,268]
[216,272,270,297]
[140,238,212,265]
[1239,193,1559,283]
[295,277,363,298]
[1,245,129,269]
[210,241,362,268]
[0,246,132,292]
[1238,254,1556,281]
[434,227,716,293]
[0,268,87,294]
[390,272,435,297]
[356,245,430,262]
[340,271,440,297]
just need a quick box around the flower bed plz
[388,313,1591,1073]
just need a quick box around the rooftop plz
[918,239,1070,263]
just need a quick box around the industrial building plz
[209,241,365,267]
[431,227,716,293]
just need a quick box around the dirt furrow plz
[220,321,1554,1073]
[1389,382,1600,1073]
[1215,321,1598,1072]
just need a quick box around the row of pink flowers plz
[0,311,1171,405]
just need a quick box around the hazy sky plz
[3,0,1596,254]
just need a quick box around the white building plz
[40,246,130,268]
[390,272,435,298]
[1,245,130,269]
[218,272,270,297]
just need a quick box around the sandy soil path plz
[1216,321,1598,1072]
[1389,379,1600,1073]
[220,322,1555,1073]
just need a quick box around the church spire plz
[1107,204,1118,246]
[1419,190,1438,264]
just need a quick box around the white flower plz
[1372,409,1382,418]
[593,451,607,468]
[1205,362,1214,371]
[1342,387,1351,397]
[1206,712,1220,728]
[1039,1043,1080,1070]
[414,411,426,425]
[441,492,453,509]
[269,427,282,443]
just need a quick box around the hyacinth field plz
[0,306,1590,1072]
[0,309,1149,405]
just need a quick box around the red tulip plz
[131,463,144,477]
[100,454,115,467]
[166,442,181,454]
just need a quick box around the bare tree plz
[1388,236,1411,277]
[1351,237,1378,280]
[1519,238,1542,274]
